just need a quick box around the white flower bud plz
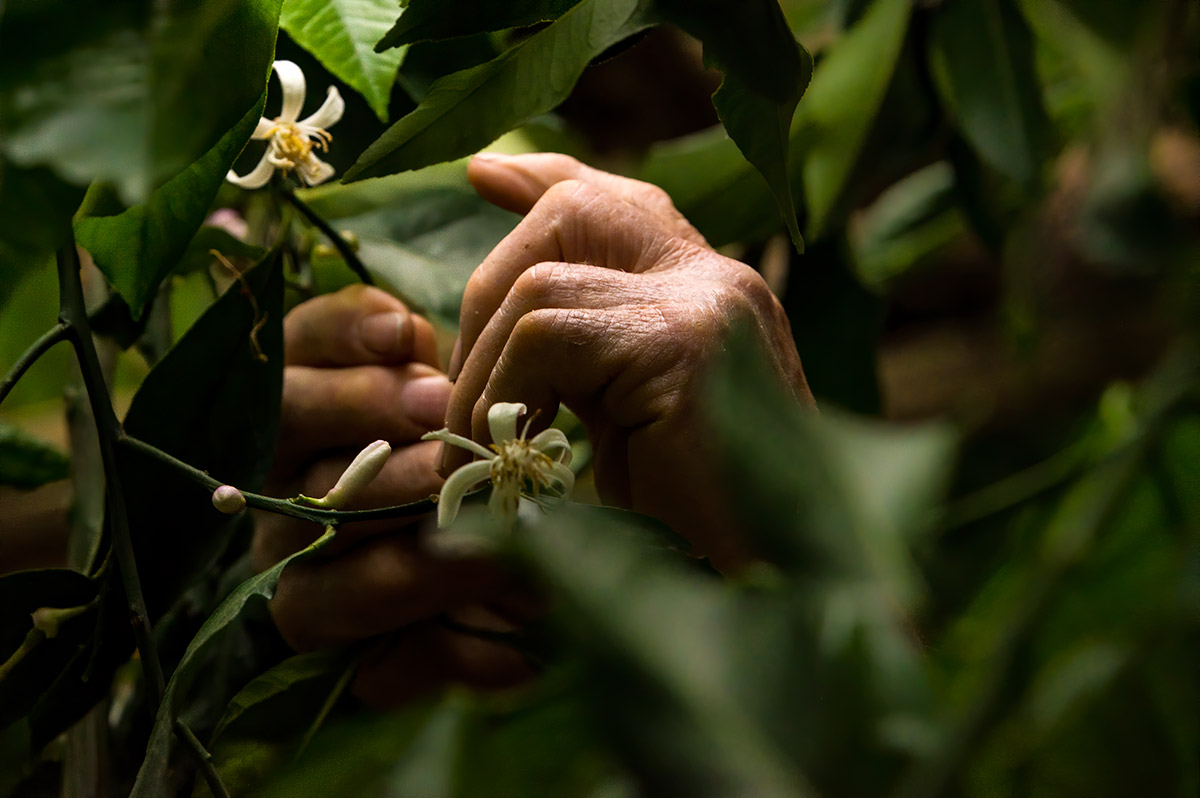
[31,605,90,639]
[314,439,391,509]
[212,485,247,514]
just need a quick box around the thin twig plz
[174,720,230,798]
[278,186,375,287]
[0,322,70,407]
[56,240,167,709]
[119,434,439,526]
[292,658,358,762]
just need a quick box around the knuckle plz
[509,262,570,308]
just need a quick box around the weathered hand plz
[254,285,531,706]
[445,153,815,570]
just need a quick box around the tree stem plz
[0,322,70,407]
[175,720,230,798]
[55,241,167,710]
[279,186,375,287]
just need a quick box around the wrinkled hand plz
[254,285,532,707]
[445,153,815,570]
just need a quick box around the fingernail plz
[401,375,452,429]
[360,312,407,356]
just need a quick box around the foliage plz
[1,0,1199,796]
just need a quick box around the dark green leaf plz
[211,650,348,743]
[930,0,1050,188]
[344,0,654,181]
[74,94,267,317]
[0,161,84,293]
[281,0,408,121]
[302,163,519,327]
[800,0,911,238]
[0,423,69,490]
[377,0,582,50]
[131,528,336,798]
[653,0,812,252]
[0,569,97,732]
[0,0,281,203]
[119,250,285,618]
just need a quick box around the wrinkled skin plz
[254,153,815,707]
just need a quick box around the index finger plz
[285,284,440,368]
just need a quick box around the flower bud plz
[212,485,247,514]
[316,439,391,509]
[31,605,90,639]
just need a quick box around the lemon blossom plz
[422,402,575,529]
[226,60,344,189]
[297,439,392,509]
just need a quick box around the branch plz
[119,434,438,525]
[56,241,167,709]
[175,720,230,798]
[0,322,70,407]
[278,186,375,287]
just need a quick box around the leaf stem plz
[56,240,167,710]
[118,434,437,525]
[0,321,70,407]
[174,720,230,798]
[278,186,375,287]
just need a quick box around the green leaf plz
[0,424,69,490]
[0,161,84,291]
[344,0,654,181]
[302,162,519,328]
[0,0,281,204]
[377,0,582,50]
[800,0,911,238]
[654,0,814,252]
[280,0,408,122]
[131,528,336,798]
[929,0,1050,188]
[74,94,267,317]
[211,650,348,743]
[118,249,285,618]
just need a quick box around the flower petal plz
[422,428,494,461]
[436,460,492,527]
[251,117,276,139]
[299,86,345,131]
[272,59,307,122]
[226,152,276,189]
[530,428,572,465]
[547,461,576,498]
[488,402,526,444]
[297,153,336,187]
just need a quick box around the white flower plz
[226,60,344,189]
[422,402,575,529]
[299,439,391,509]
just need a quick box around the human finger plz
[285,284,440,368]
[468,152,706,246]
[449,180,691,379]
[276,362,451,471]
[268,535,511,652]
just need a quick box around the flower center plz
[489,439,555,493]
[269,120,331,168]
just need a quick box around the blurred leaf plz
[302,163,519,327]
[377,0,582,49]
[515,504,817,797]
[929,0,1050,189]
[0,0,282,204]
[74,93,267,318]
[0,721,32,797]
[706,325,956,610]
[344,0,654,181]
[0,569,98,732]
[118,249,285,618]
[851,161,967,290]
[655,0,813,253]
[0,161,85,294]
[177,227,267,278]
[0,424,69,490]
[281,0,408,122]
[800,0,911,239]
[132,529,335,798]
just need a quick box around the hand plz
[254,285,532,706]
[445,153,816,571]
